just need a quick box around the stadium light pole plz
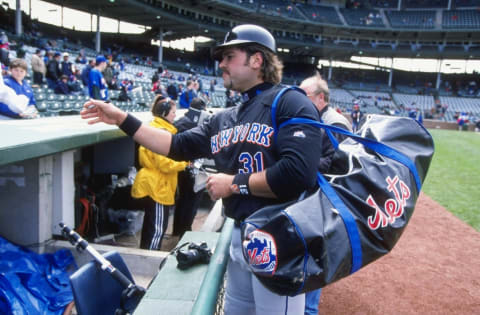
[388,58,394,87]
[15,0,22,36]
[435,59,442,90]
[95,12,101,53]
[328,58,333,81]
[158,30,163,64]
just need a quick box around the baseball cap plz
[96,55,107,64]
[54,52,61,57]
[63,52,69,57]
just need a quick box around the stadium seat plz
[69,251,136,315]
[48,102,62,112]
[36,101,48,112]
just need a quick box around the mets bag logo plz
[242,230,277,275]
[241,87,435,297]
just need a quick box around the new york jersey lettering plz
[211,122,274,154]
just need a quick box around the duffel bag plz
[241,88,435,296]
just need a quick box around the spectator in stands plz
[67,75,82,94]
[300,71,352,315]
[117,83,132,102]
[103,62,114,89]
[179,80,197,109]
[131,95,188,250]
[172,97,211,238]
[88,55,108,100]
[152,77,162,94]
[54,75,70,95]
[75,53,87,64]
[475,117,480,133]
[166,81,178,100]
[0,31,8,49]
[209,79,216,94]
[46,52,62,89]
[81,59,94,96]
[225,89,240,107]
[31,49,46,87]
[61,52,74,77]
[351,103,363,132]
[0,58,38,119]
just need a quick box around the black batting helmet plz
[213,24,276,60]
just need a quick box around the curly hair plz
[241,44,283,85]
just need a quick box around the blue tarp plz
[0,236,75,315]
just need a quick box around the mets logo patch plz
[243,230,277,276]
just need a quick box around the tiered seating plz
[342,82,392,92]
[455,0,479,7]
[404,0,448,8]
[387,11,435,29]
[350,90,395,108]
[392,93,435,111]
[443,10,480,29]
[234,0,258,11]
[256,0,304,20]
[330,88,355,110]
[370,0,398,8]
[296,4,342,24]
[439,96,480,115]
[340,9,385,27]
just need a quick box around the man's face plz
[11,67,26,83]
[218,47,260,92]
[99,62,107,71]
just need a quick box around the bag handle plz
[279,117,422,192]
[271,86,338,148]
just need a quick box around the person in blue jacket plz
[179,79,197,109]
[88,55,108,100]
[0,58,37,119]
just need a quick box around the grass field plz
[422,129,480,231]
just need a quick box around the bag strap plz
[317,172,362,273]
[271,86,338,148]
[279,118,422,192]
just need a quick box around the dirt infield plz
[320,193,480,315]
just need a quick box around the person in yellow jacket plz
[131,95,188,250]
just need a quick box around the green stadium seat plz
[48,102,62,112]
[36,102,48,112]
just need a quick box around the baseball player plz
[81,24,323,314]
[300,72,352,315]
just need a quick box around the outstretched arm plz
[81,99,172,156]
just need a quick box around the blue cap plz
[96,55,107,64]
[54,52,61,57]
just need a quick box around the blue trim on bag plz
[281,209,309,295]
[317,172,362,273]
[320,118,339,149]
[271,86,305,142]
[279,118,422,192]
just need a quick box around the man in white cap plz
[61,52,74,77]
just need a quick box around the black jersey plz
[169,83,323,222]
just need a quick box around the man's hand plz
[206,173,235,200]
[80,99,127,125]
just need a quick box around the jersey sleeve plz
[168,122,212,161]
[266,90,323,199]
